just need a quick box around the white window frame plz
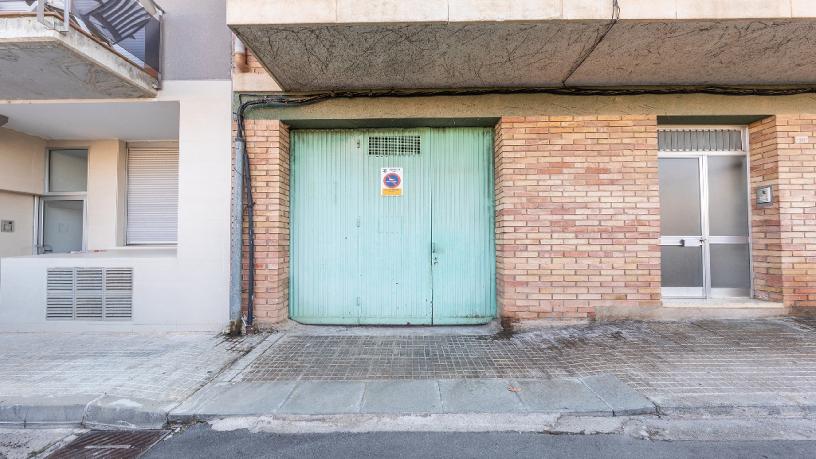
[38,148,89,254]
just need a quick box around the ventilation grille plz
[658,129,744,152]
[47,268,134,320]
[368,136,421,156]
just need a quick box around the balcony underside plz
[0,17,157,100]
[232,19,816,91]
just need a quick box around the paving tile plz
[438,379,525,413]
[581,375,656,415]
[513,379,611,415]
[278,381,365,414]
[361,380,442,413]
[0,333,263,403]
[235,318,816,414]
[171,382,296,418]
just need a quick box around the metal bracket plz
[36,0,71,34]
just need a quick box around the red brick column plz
[748,117,785,303]
[494,116,661,320]
[242,119,290,326]
[749,115,816,312]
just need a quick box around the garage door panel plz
[290,131,361,322]
[430,128,496,324]
[357,130,433,324]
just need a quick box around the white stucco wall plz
[153,80,233,328]
[0,128,43,259]
[0,191,34,258]
[0,80,232,331]
[0,127,45,195]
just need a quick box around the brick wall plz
[494,116,661,320]
[749,115,816,311]
[245,49,270,75]
[242,119,290,326]
[748,117,785,303]
[233,47,271,76]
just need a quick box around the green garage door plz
[290,128,495,325]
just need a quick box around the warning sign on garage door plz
[381,167,403,196]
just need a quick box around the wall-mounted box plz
[756,186,773,205]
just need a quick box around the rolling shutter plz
[127,144,179,244]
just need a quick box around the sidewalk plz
[170,318,816,429]
[1,318,815,431]
[0,332,263,429]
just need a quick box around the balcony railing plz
[0,0,163,79]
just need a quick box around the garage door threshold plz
[281,321,502,336]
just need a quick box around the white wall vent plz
[368,136,421,156]
[658,128,744,152]
[46,268,134,320]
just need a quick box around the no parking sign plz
[380,167,403,196]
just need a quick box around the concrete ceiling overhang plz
[0,17,158,100]
[232,21,610,90]
[232,18,816,91]
[568,19,816,86]
[0,100,179,140]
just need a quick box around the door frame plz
[658,125,753,299]
[288,127,496,325]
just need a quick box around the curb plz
[0,395,173,430]
[199,413,626,435]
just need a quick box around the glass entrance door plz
[659,155,750,299]
[659,157,705,298]
[706,156,751,297]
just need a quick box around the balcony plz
[0,0,162,99]
[227,0,816,91]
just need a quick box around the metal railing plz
[0,0,163,78]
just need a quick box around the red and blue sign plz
[380,167,403,196]
[383,172,401,188]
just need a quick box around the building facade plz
[0,0,233,331]
[229,0,816,327]
[1,1,815,332]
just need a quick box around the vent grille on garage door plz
[46,268,133,320]
[368,135,421,156]
[658,128,744,152]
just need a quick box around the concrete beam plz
[238,93,816,122]
[227,0,811,25]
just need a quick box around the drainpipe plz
[232,96,325,334]
[233,36,250,73]
[229,134,245,335]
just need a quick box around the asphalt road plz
[144,425,816,459]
